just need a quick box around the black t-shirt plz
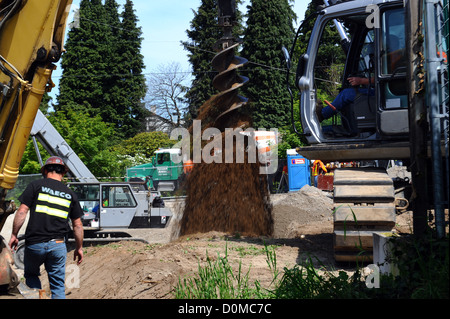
[18,178,83,245]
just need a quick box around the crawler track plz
[332,167,397,262]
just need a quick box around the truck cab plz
[126,148,184,192]
[69,181,171,229]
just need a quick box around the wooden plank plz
[334,252,373,263]
[333,168,393,185]
[334,230,376,250]
[331,167,398,263]
[333,203,396,225]
[334,185,395,202]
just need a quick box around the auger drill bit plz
[178,1,273,238]
[212,0,248,127]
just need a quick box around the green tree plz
[104,0,121,37]
[115,0,148,138]
[19,108,120,178]
[241,0,296,130]
[102,0,123,132]
[19,141,44,174]
[39,92,53,114]
[49,109,119,178]
[113,131,177,167]
[182,0,221,123]
[293,0,319,61]
[57,0,112,116]
[295,0,346,102]
[57,0,147,139]
[275,0,345,149]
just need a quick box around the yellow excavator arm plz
[0,0,72,289]
[1,0,72,191]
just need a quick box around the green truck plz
[126,148,185,192]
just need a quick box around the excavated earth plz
[1,184,415,299]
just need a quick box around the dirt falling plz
[179,95,273,237]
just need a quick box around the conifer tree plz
[57,0,112,116]
[182,0,220,123]
[241,0,296,130]
[57,0,147,139]
[116,0,148,138]
[293,0,346,104]
[102,0,122,131]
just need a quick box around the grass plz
[378,233,449,298]
[174,234,449,299]
[174,243,277,299]
[273,256,372,298]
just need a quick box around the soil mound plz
[271,185,334,238]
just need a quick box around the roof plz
[154,148,181,155]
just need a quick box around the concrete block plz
[373,232,399,276]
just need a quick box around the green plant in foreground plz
[273,256,369,299]
[174,243,277,299]
[173,234,449,299]
[377,234,449,299]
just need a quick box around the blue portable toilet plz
[287,154,311,191]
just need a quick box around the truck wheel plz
[13,240,25,270]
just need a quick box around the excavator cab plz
[287,0,448,262]
[291,0,411,161]
[283,0,416,262]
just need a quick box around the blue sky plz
[49,0,308,100]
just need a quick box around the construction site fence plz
[5,174,130,202]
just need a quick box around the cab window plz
[157,153,171,165]
[102,185,136,207]
[380,7,407,108]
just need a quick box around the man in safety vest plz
[312,160,328,187]
[9,156,84,299]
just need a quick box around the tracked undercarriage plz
[332,168,397,262]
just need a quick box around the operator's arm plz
[8,203,29,250]
[71,217,84,264]
[347,77,373,86]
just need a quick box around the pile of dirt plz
[7,186,419,299]
[63,232,306,299]
[271,185,334,238]
[60,185,416,300]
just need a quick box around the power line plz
[52,66,288,80]
[53,43,289,80]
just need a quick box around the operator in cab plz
[316,76,374,122]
